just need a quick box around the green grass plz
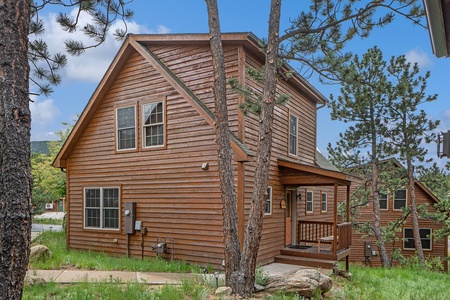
[33,217,64,225]
[23,280,211,300]
[330,265,450,300]
[30,231,201,273]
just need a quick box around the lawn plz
[27,232,450,299]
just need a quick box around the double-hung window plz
[143,101,164,148]
[116,106,136,151]
[404,228,432,250]
[321,192,327,212]
[84,187,120,230]
[379,193,388,210]
[306,191,313,213]
[393,189,407,210]
[265,186,273,215]
[289,114,298,156]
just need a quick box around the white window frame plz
[306,191,313,213]
[379,193,388,210]
[393,189,407,211]
[142,100,165,149]
[403,228,432,251]
[116,105,137,151]
[289,113,298,156]
[321,192,327,212]
[265,186,273,215]
[84,187,120,230]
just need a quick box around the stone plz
[215,286,233,296]
[264,269,332,298]
[30,245,52,262]
[254,283,265,292]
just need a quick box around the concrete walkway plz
[26,263,330,285]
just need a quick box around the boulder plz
[265,269,332,298]
[30,245,52,262]
[215,286,233,296]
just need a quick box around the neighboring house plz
[423,0,450,57]
[44,198,65,213]
[345,159,448,271]
[53,33,356,269]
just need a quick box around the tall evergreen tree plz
[328,47,394,268]
[205,1,423,294]
[386,55,439,265]
[0,1,132,298]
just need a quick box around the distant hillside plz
[31,141,50,155]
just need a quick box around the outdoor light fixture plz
[214,272,220,288]
[201,162,209,170]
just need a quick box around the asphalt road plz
[31,223,63,232]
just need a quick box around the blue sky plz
[31,1,450,166]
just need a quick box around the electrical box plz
[135,220,142,231]
[123,202,136,234]
[365,241,372,257]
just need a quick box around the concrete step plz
[274,255,336,269]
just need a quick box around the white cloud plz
[35,9,168,83]
[404,48,433,69]
[30,98,60,125]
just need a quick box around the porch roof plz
[278,158,359,186]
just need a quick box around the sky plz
[31,1,450,167]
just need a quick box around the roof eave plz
[424,0,449,57]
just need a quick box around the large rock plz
[264,269,332,298]
[30,245,52,262]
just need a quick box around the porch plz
[276,158,357,271]
[275,221,352,269]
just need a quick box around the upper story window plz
[321,192,327,212]
[265,186,272,215]
[404,228,431,250]
[379,193,388,210]
[143,101,164,148]
[393,189,407,210]
[116,106,136,151]
[84,187,120,230]
[289,114,298,156]
[306,191,313,213]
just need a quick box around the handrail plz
[297,220,352,253]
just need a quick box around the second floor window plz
[379,193,388,210]
[289,114,298,156]
[116,106,136,151]
[306,191,313,213]
[393,189,407,210]
[321,192,327,212]
[143,101,164,148]
[265,186,272,215]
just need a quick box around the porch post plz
[346,185,350,222]
[333,183,338,255]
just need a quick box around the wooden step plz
[274,255,337,269]
[280,248,336,260]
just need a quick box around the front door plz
[285,190,295,245]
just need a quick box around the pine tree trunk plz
[371,161,391,268]
[205,0,241,287]
[0,1,32,299]
[232,1,282,297]
[407,164,425,265]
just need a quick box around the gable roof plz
[315,150,339,172]
[53,33,327,168]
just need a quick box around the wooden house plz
[344,159,448,271]
[53,33,356,269]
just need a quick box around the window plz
[265,186,272,215]
[393,189,407,210]
[143,101,164,148]
[289,114,298,156]
[321,192,327,212]
[84,187,120,230]
[404,228,431,250]
[116,106,136,150]
[379,193,388,210]
[306,191,313,213]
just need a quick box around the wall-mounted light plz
[201,163,209,170]
[280,199,286,209]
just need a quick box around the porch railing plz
[298,221,352,254]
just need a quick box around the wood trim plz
[237,45,245,142]
[288,111,298,158]
[238,162,245,249]
[66,160,70,250]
